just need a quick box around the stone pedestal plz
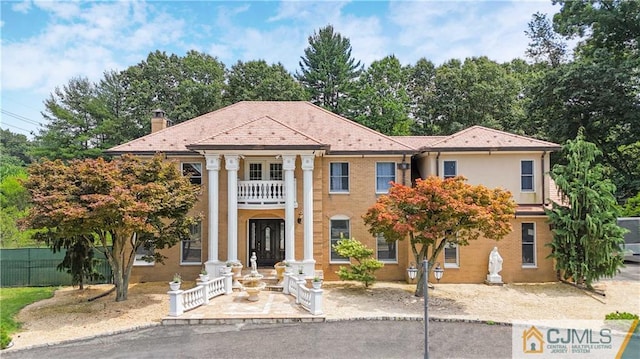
[485,274,503,285]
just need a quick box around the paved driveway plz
[4,320,512,359]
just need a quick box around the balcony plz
[237,180,297,209]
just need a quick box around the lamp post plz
[407,260,444,359]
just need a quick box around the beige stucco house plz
[107,101,561,283]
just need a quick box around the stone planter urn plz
[274,262,286,283]
[312,280,322,289]
[199,274,209,282]
[169,281,181,291]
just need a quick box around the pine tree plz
[547,128,626,288]
[296,25,362,116]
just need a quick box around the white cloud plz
[11,0,32,14]
[1,1,186,94]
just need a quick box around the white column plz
[205,155,221,274]
[282,155,296,263]
[301,155,315,275]
[225,155,240,263]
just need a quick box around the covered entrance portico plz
[193,149,322,278]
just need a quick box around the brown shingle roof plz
[391,136,447,150]
[107,101,415,155]
[427,126,561,151]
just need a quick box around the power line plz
[0,109,42,126]
[0,122,34,135]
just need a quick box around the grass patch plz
[0,287,56,334]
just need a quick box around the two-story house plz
[107,101,561,283]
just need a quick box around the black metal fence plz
[0,248,112,287]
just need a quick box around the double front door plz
[248,219,285,267]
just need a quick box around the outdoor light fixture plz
[434,263,444,283]
[407,262,418,280]
[297,211,303,224]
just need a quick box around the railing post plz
[295,278,305,304]
[198,282,209,304]
[224,272,233,295]
[309,288,323,315]
[283,273,291,294]
[168,289,184,317]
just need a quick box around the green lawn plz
[0,287,56,334]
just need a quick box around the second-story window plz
[521,160,534,191]
[376,162,396,193]
[249,163,262,180]
[182,163,202,185]
[330,162,349,193]
[269,163,283,180]
[443,160,457,179]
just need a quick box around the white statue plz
[250,251,258,274]
[488,246,503,276]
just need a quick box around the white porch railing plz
[282,272,323,315]
[168,273,233,317]
[237,180,297,208]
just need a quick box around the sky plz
[1,0,562,138]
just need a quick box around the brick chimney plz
[151,109,167,133]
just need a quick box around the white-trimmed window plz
[376,162,396,193]
[330,216,350,262]
[245,159,283,181]
[376,233,397,262]
[330,162,349,193]
[181,221,202,264]
[443,160,457,179]
[521,160,534,191]
[134,235,154,266]
[444,242,459,268]
[182,162,202,185]
[522,222,536,267]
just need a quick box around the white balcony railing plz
[237,180,297,208]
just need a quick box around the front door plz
[248,219,285,267]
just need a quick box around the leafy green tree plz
[525,12,567,67]
[120,50,226,138]
[33,77,108,160]
[424,57,524,135]
[0,164,40,248]
[297,25,362,116]
[363,177,516,296]
[546,129,626,288]
[0,129,33,165]
[225,60,307,103]
[406,58,437,135]
[351,55,412,135]
[333,237,383,288]
[23,154,200,301]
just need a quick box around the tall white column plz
[205,155,220,267]
[225,155,240,263]
[301,155,315,275]
[282,155,296,263]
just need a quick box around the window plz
[249,163,262,180]
[444,242,459,268]
[376,162,396,193]
[376,233,397,262]
[330,217,350,262]
[182,163,202,185]
[181,221,202,264]
[521,160,534,191]
[330,162,349,193]
[134,234,154,266]
[245,159,283,181]
[269,163,283,180]
[522,223,536,266]
[443,160,457,179]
